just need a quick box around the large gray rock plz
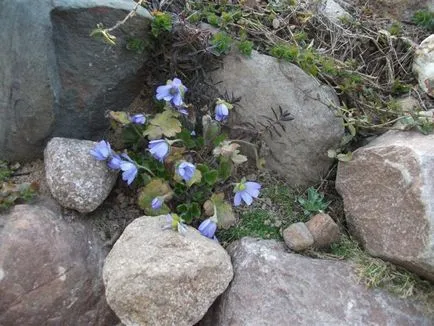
[200,238,433,326]
[336,130,434,281]
[0,200,118,326]
[103,216,233,326]
[413,34,434,98]
[45,137,118,213]
[211,51,343,186]
[0,0,152,162]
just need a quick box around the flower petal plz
[234,192,242,206]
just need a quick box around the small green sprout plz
[151,11,172,37]
[297,187,330,217]
[238,40,253,56]
[412,10,434,32]
[210,32,232,56]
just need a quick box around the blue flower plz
[130,113,146,125]
[151,197,164,210]
[215,102,229,122]
[107,154,122,170]
[156,78,187,106]
[119,154,138,185]
[148,139,170,162]
[198,218,217,239]
[90,140,112,161]
[176,161,196,182]
[175,104,189,116]
[233,181,261,206]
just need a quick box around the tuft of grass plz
[0,161,12,182]
[151,11,172,37]
[412,10,434,32]
[388,22,402,36]
[217,209,282,245]
[330,236,434,301]
[218,183,299,245]
[209,32,232,56]
[238,40,253,56]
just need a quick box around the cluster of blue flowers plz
[90,78,260,241]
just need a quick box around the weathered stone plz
[319,0,352,23]
[211,51,343,186]
[282,222,314,251]
[0,0,152,162]
[305,213,341,248]
[0,200,118,326]
[336,130,434,281]
[45,137,118,213]
[103,216,233,326]
[413,34,434,98]
[200,238,433,326]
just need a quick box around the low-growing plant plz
[90,77,290,240]
[238,40,253,56]
[297,187,330,217]
[209,32,233,55]
[151,11,173,37]
[0,161,38,210]
[412,10,434,32]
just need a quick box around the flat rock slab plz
[336,130,434,281]
[0,200,118,326]
[45,137,118,213]
[0,0,152,162]
[211,51,343,186]
[200,237,433,326]
[103,216,233,326]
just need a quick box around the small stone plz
[305,213,340,248]
[272,18,280,29]
[283,222,314,251]
[44,137,118,213]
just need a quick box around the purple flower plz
[130,114,146,125]
[151,197,164,210]
[233,181,261,206]
[119,154,138,185]
[198,218,217,239]
[175,105,189,116]
[107,154,122,170]
[90,140,112,161]
[176,161,196,182]
[148,139,170,162]
[215,102,229,122]
[156,78,187,106]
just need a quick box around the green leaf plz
[122,125,141,146]
[137,178,172,216]
[177,129,197,149]
[218,158,233,181]
[212,133,228,147]
[203,170,219,186]
[143,110,182,139]
[336,152,353,162]
[210,193,236,229]
[176,202,201,224]
[108,111,131,125]
[186,169,202,187]
[196,164,209,174]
